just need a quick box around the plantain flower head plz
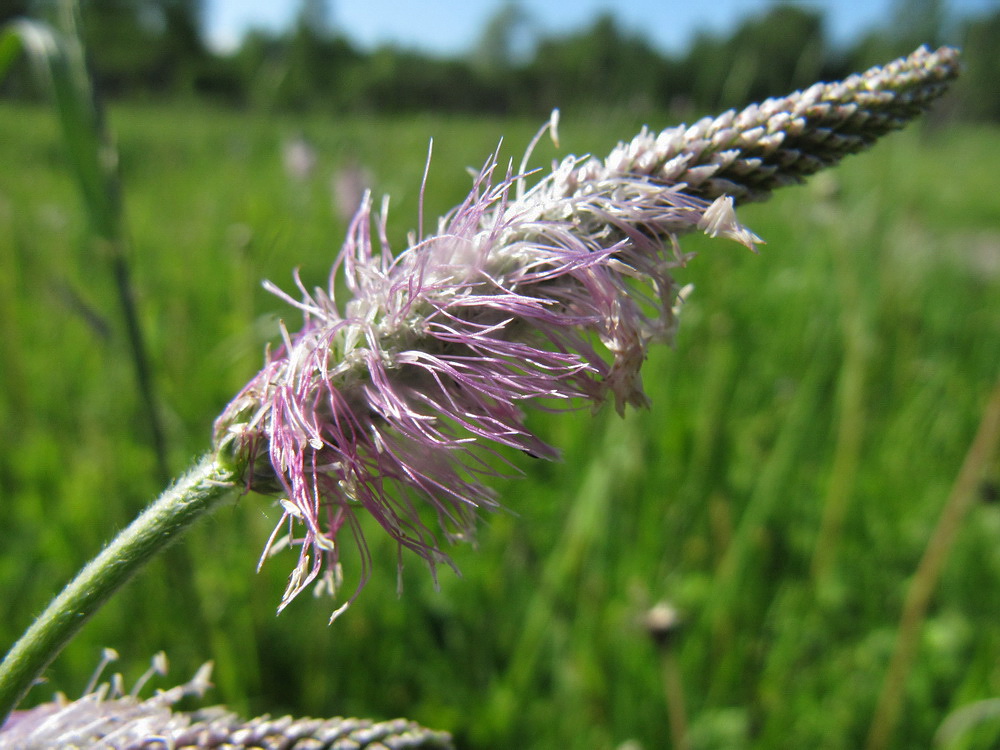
[213,46,959,618]
[0,651,452,749]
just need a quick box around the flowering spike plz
[618,44,960,204]
[0,659,452,749]
[213,46,959,615]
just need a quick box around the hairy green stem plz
[0,456,236,724]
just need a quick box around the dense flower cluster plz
[0,654,451,749]
[213,46,960,617]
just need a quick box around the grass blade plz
[1,3,169,482]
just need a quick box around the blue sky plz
[205,0,995,55]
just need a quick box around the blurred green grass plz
[0,101,998,749]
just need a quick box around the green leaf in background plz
[1,1,167,481]
[0,8,118,243]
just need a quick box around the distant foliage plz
[955,9,1000,122]
[4,0,999,119]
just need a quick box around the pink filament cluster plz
[215,141,758,615]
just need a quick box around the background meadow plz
[1,15,1000,749]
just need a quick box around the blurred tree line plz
[3,0,999,121]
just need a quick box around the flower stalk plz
[0,457,236,724]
